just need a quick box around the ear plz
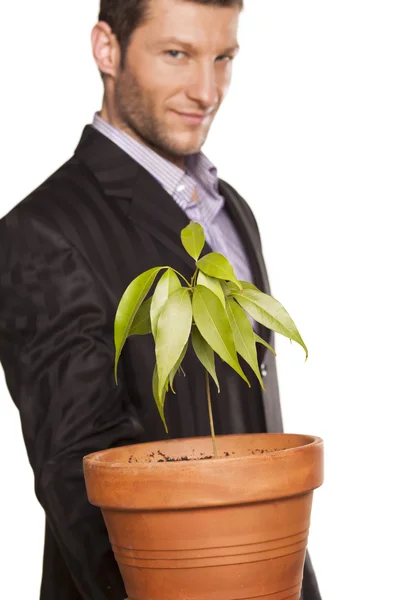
[91,21,121,77]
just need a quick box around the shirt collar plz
[92,113,219,198]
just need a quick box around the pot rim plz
[83,433,324,509]
[83,433,322,469]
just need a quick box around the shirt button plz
[176,184,185,192]
[260,363,268,377]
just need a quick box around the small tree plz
[114,222,307,457]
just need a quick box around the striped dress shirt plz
[92,114,254,283]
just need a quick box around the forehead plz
[140,0,240,49]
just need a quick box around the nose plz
[186,61,219,110]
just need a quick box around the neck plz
[99,103,186,171]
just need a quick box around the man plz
[0,0,321,599]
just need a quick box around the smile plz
[172,110,209,125]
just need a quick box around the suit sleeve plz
[0,208,141,600]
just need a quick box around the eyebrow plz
[156,36,240,54]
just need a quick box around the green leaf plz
[191,325,220,392]
[196,252,242,290]
[227,280,259,293]
[226,298,265,390]
[128,297,152,335]
[232,289,308,359]
[192,285,250,386]
[150,269,182,336]
[220,281,232,297]
[169,341,188,393]
[155,288,193,403]
[114,267,165,383]
[152,365,168,432]
[197,271,226,308]
[254,332,276,356]
[181,222,205,261]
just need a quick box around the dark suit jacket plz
[0,126,321,600]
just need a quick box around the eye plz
[166,50,186,59]
[216,55,235,63]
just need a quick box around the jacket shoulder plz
[1,156,98,224]
[0,155,108,264]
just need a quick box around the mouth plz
[171,110,211,126]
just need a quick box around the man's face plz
[112,0,240,163]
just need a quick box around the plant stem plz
[205,370,218,458]
[191,268,199,288]
[171,268,191,287]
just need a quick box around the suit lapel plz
[74,126,209,273]
[218,180,271,295]
[219,179,272,348]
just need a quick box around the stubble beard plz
[114,69,211,161]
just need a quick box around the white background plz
[1,1,399,598]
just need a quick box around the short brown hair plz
[99,0,243,65]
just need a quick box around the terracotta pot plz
[84,433,323,600]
